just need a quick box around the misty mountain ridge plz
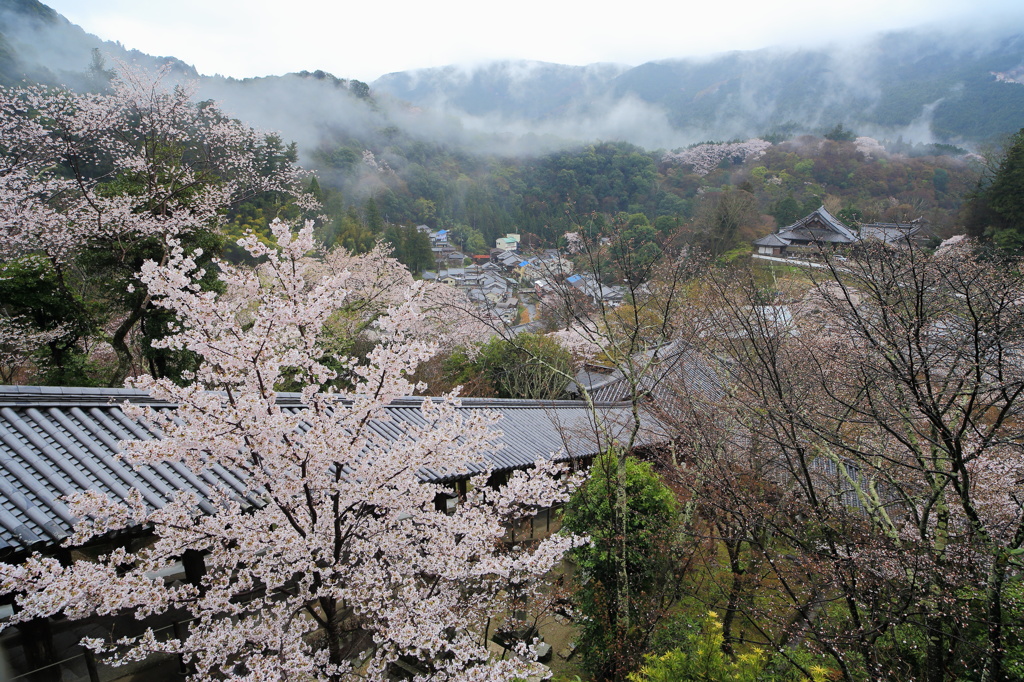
[1,0,1023,158]
[0,0,197,90]
[374,60,632,119]
[372,30,1024,147]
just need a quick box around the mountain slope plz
[0,0,196,88]
[2,0,1023,150]
[373,30,1024,145]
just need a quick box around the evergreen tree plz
[563,453,682,681]
[364,197,385,233]
[965,127,1024,250]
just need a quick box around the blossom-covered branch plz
[0,221,581,681]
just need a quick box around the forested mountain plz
[5,0,1024,153]
[0,0,989,259]
[0,0,1006,255]
[0,0,197,89]
[373,31,1024,147]
[374,60,630,120]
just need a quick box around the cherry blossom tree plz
[670,245,1024,681]
[662,140,772,177]
[0,64,311,383]
[0,220,581,681]
[0,63,307,261]
[304,241,491,363]
[563,231,583,255]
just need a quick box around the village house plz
[437,268,464,286]
[752,232,792,257]
[495,233,521,252]
[495,250,521,269]
[477,273,513,301]
[431,247,451,267]
[516,254,574,287]
[428,229,449,247]
[565,274,625,307]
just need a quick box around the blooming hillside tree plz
[0,64,306,262]
[0,64,311,383]
[0,221,579,681]
[662,140,771,176]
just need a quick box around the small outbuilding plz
[753,232,792,256]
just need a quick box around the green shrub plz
[629,612,834,682]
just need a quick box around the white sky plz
[42,0,1024,83]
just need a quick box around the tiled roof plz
[753,233,791,247]
[778,228,854,244]
[858,224,922,244]
[0,387,657,557]
[570,341,724,407]
[777,206,858,244]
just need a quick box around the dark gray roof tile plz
[0,387,661,556]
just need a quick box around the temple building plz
[753,206,930,257]
[753,206,858,256]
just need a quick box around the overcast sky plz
[41,0,1024,83]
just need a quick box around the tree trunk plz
[20,618,62,682]
[720,535,745,657]
[980,551,1008,682]
[615,445,630,682]
[108,302,145,386]
[321,598,346,682]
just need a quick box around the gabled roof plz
[753,233,791,247]
[858,224,922,244]
[0,386,661,557]
[777,229,852,244]
[777,206,857,244]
